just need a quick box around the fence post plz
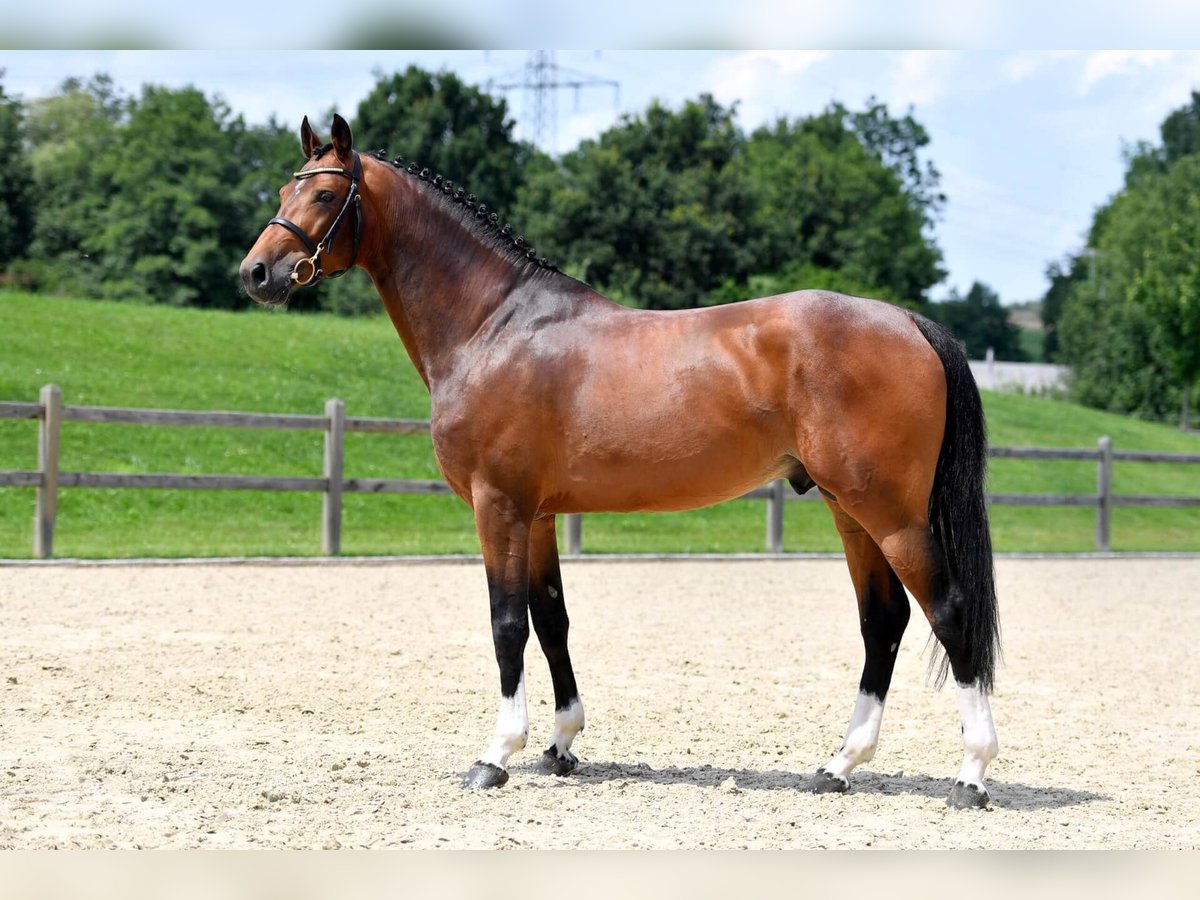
[765,478,785,553]
[1096,435,1112,552]
[34,383,62,559]
[322,398,345,555]
[564,513,583,556]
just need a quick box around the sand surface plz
[1,557,1198,849]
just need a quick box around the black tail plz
[909,314,1001,692]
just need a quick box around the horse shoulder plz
[429,329,576,498]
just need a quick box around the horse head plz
[240,114,363,306]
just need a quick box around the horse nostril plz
[251,262,268,286]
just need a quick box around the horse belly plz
[547,411,795,514]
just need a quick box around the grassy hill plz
[2,291,1197,557]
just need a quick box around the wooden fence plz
[2,385,1199,558]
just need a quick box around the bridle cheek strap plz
[266,151,363,287]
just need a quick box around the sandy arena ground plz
[1,557,1198,849]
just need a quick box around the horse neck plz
[359,165,526,387]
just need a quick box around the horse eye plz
[315,190,335,203]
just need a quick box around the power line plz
[488,52,620,153]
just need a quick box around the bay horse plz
[240,115,1002,809]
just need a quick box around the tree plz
[516,95,757,309]
[1059,276,1175,420]
[1115,92,1200,190]
[1058,168,1198,422]
[1056,95,1200,424]
[9,69,947,322]
[73,84,300,309]
[929,281,1025,360]
[515,95,944,311]
[1099,157,1200,424]
[16,75,398,315]
[353,66,530,213]
[1160,90,1200,166]
[743,104,944,308]
[21,75,126,293]
[0,72,36,270]
[87,85,251,307]
[849,98,945,215]
[1040,255,1087,361]
[18,78,349,312]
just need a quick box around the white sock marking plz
[955,680,999,789]
[821,690,886,779]
[478,672,529,769]
[551,697,585,757]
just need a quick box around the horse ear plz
[330,113,354,161]
[299,116,323,158]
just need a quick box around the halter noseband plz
[267,151,363,287]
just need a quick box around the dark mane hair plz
[313,144,561,278]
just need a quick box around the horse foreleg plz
[813,503,911,794]
[528,516,585,776]
[461,487,533,789]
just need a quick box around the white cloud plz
[1001,52,1042,83]
[705,49,962,132]
[1080,50,1178,93]
[751,50,832,76]
[1000,51,1084,86]
[888,51,960,109]
[707,51,830,110]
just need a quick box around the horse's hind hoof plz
[533,746,578,776]
[947,780,990,809]
[809,769,849,794]
[461,761,509,789]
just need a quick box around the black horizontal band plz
[267,216,318,255]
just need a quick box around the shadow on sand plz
[548,760,1106,811]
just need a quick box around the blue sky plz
[4,50,1198,304]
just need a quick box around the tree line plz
[1041,92,1200,426]
[0,65,1021,354]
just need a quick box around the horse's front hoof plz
[461,761,509,789]
[947,780,990,809]
[809,769,849,794]
[533,745,578,776]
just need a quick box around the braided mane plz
[312,144,559,276]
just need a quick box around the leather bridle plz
[267,151,363,286]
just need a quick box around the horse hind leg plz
[528,515,585,776]
[811,501,910,794]
[873,519,1000,809]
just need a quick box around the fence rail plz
[2,385,1198,558]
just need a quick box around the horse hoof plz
[946,780,990,809]
[533,746,578,776]
[461,761,509,790]
[809,769,849,794]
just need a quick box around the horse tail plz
[909,313,1001,693]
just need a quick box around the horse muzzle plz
[239,255,293,307]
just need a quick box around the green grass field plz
[2,291,1197,557]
